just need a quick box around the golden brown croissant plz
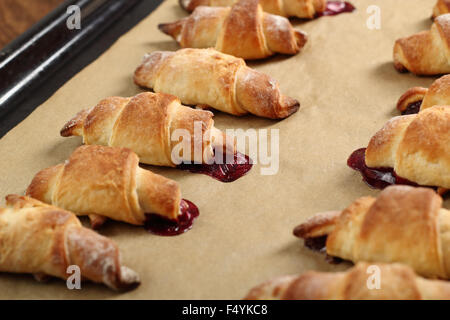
[61,92,235,167]
[26,145,182,227]
[134,48,300,119]
[433,0,450,18]
[245,262,450,300]
[0,195,140,291]
[349,105,450,190]
[159,0,307,60]
[397,75,450,114]
[294,186,450,279]
[393,14,450,75]
[180,0,326,18]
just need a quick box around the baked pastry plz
[294,186,450,279]
[347,105,450,192]
[134,48,300,119]
[0,195,140,291]
[397,75,450,114]
[26,145,185,228]
[61,92,235,167]
[393,14,450,75]
[159,0,307,60]
[245,262,450,300]
[179,0,326,19]
[433,0,450,18]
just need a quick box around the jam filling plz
[317,1,356,17]
[304,236,343,264]
[347,148,421,189]
[401,100,422,115]
[144,199,199,236]
[177,151,252,183]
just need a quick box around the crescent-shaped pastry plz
[26,145,183,227]
[393,14,450,75]
[61,92,235,167]
[134,48,300,119]
[0,195,140,291]
[348,105,450,191]
[245,262,450,300]
[294,186,450,279]
[433,0,450,19]
[159,0,307,60]
[179,0,326,19]
[397,74,450,114]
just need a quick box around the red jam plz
[347,148,419,189]
[401,100,422,115]
[177,152,252,183]
[317,1,356,17]
[144,199,199,236]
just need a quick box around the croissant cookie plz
[397,74,450,115]
[159,0,308,60]
[134,48,299,119]
[26,145,199,234]
[245,262,450,300]
[61,92,236,167]
[347,106,450,193]
[294,186,450,279]
[179,0,326,19]
[433,0,450,18]
[0,195,140,291]
[394,14,450,76]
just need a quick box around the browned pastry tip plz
[396,87,428,112]
[433,0,450,19]
[245,262,450,300]
[294,30,308,50]
[60,108,90,137]
[158,20,184,39]
[293,210,341,239]
[1,195,140,291]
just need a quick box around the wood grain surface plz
[0,0,64,49]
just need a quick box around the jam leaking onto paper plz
[145,199,199,236]
[401,100,422,115]
[317,1,356,17]
[177,152,252,183]
[347,148,419,189]
[304,236,343,265]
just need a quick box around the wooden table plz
[0,0,64,49]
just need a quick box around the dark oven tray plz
[0,0,163,138]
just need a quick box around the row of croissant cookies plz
[0,0,448,295]
[0,0,320,291]
[245,3,450,300]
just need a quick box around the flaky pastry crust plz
[60,92,234,167]
[134,48,299,119]
[433,0,450,19]
[365,106,450,189]
[159,0,307,60]
[0,195,140,290]
[26,145,182,226]
[397,75,450,113]
[393,14,450,75]
[294,186,450,279]
[245,262,450,300]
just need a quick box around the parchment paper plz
[0,0,447,299]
